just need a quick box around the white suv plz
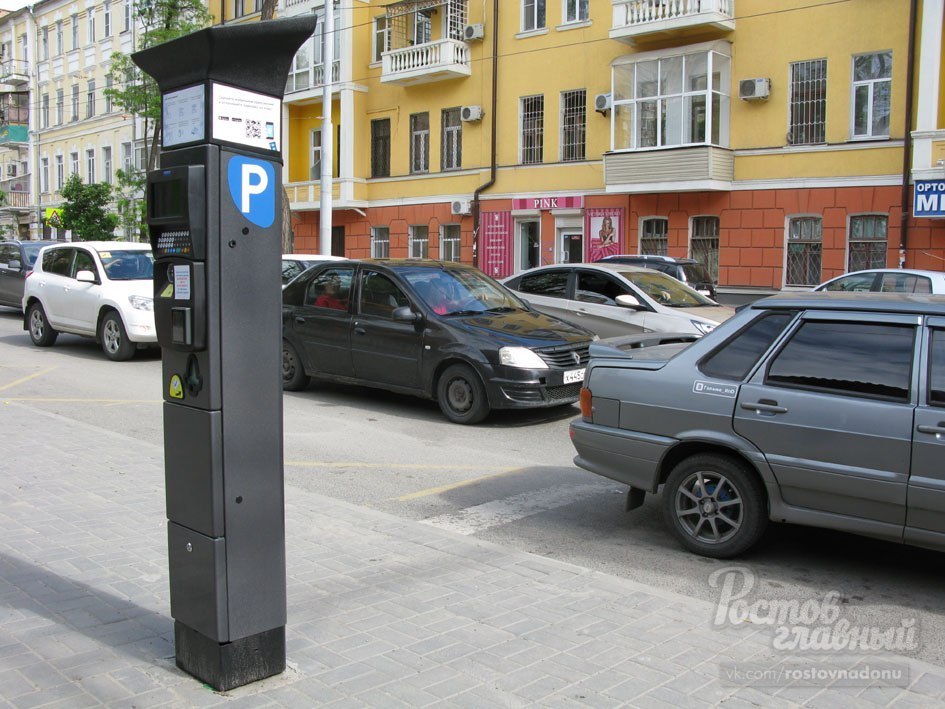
[23,241,156,360]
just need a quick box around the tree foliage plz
[60,174,119,241]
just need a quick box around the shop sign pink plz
[512,196,584,211]
[480,211,513,279]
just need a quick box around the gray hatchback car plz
[570,293,945,558]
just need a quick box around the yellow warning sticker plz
[100,252,111,258]
[160,283,174,298]
[169,374,184,399]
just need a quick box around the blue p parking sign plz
[227,155,275,228]
[914,180,945,219]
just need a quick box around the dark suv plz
[0,239,59,309]
[597,255,717,300]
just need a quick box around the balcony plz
[381,38,470,86]
[0,191,32,211]
[0,60,30,86]
[0,124,28,147]
[611,0,735,44]
[285,61,340,100]
[604,146,733,192]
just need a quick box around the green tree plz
[60,174,119,241]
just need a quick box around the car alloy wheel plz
[100,312,136,361]
[27,302,58,347]
[673,471,743,544]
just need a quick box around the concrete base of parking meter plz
[174,623,285,692]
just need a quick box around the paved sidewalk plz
[2,401,944,708]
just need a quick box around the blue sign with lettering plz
[227,155,275,228]
[914,180,945,219]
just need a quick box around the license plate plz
[564,368,585,384]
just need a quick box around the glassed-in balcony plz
[0,60,30,86]
[611,0,735,44]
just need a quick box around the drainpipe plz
[471,0,498,270]
[899,0,918,268]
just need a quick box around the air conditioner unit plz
[739,78,771,101]
[461,105,483,122]
[451,199,472,216]
[594,93,612,114]
[463,23,484,41]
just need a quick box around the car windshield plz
[402,267,525,315]
[618,270,716,307]
[99,250,154,281]
[21,243,45,266]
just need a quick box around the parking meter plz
[133,16,317,691]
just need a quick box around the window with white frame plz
[18,32,27,61]
[70,151,79,175]
[521,95,544,164]
[371,226,390,258]
[86,80,95,118]
[87,8,95,43]
[86,149,95,182]
[102,145,112,184]
[40,26,48,61]
[71,14,78,50]
[640,218,668,255]
[690,216,719,282]
[441,224,461,262]
[563,0,588,23]
[56,21,63,55]
[441,108,462,171]
[561,89,586,161]
[522,0,546,32]
[105,75,112,112]
[409,225,429,258]
[852,52,891,139]
[104,3,111,37]
[312,8,341,68]
[411,9,433,45]
[848,215,888,271]
[234,0,244,19]
[373,16,389,63]
[40,158,49,193]
[287,38,312,92]
[55,155,64,191]
[121,141,132,173]
[612,49,731,150]
[56,88,64,124]
[134,141,146,170]
[789,59,827,145]
[786,217,822,286]
[410,112,429,174]
[123,0,131,32]
[310,129,321,180]
[41,93,49,128]
[71,84,79,121]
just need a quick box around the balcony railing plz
[0,60,30,85]
[1,191,31,209]
[611,0,735,42]
[381,38,471,86]
[286,61,340,96]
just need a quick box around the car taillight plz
[579,386,593,421]
[24,270,33,279]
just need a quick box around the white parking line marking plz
[420,483,606,536]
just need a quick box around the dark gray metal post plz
[133,16,316,692]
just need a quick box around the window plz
[56,21,63,55]
[789,59,827,145]
[102,146,112,184]
[105,75,113,113]
[44,248,74,275]
[612,50,731,150]
[359,271,409,318]
[373,16,389,63]
[87,8,95,43]
[409,225,429,258]
[852,51,891,139]
[310,129,321,180]
[287,38,312,92]
[103,2,112,37]
[41,93,49,128]
[86,80,95,119]
[18,32,28,61]
[563,0,588,23]
[56,88,64,125]
[40,26,48,61]
[848,215,887,271]
[700,312,796,381]
[561,89,586,161]
[55,155,64,191]
[134,141,146,170]
[40,158,49,193]
[371,226,390,258]
[767,321,914,401]
[518,221,541,270]
[576,270,628,304]
[123,0,131,32]
[691,216,720,282]
[70,151,79,175]
[930,330,945,406]
[121,141,132,172]
[73,249,96,278]
[410,113,429,174]
[523,0,546,31]
[234,0,244,19]
[521,95,544,164]
[640,218,668,255]
[71,14,79,50]
[304,268,352,311]
[518,269,568,297]
[371,119,390,178]
[440,225,461,262]
[878,273,932,294]
[441,108,462,171]
[786,217,822,286]
[86,149,96,183]
[71,84,79,121]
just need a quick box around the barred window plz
[786,217,822,286]
[848,215,888,271]
[521,95,544,165]
[410,113,429,174]
[561,89,586,162]
[371,227,390,258]
[371,119,390,178]
[441,224,461,262]
[789,59,827,145]
[691,216,720,282]
[409,225,429,258]
[442,108,462,171]
[640,218,668,256]
[852,52,891,138]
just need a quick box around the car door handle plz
[295,316,305,324]
[354,326,366,336]
[917,423,945,436]
[741,400,788,415]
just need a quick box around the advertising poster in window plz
[481,211,513,279]
[586,207,623,262]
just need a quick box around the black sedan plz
[282,259,595,424]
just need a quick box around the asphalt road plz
[1,306,943,667]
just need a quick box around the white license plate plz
[564,368,585,384]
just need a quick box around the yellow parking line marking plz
[3,397,160,403]
[394,468,523,502]
[0,366,59,392]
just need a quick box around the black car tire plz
[437,363,489,425]
[282,340,310,391]
[100,311,137,361]
[27,302,58,347]
[661,453,767,559]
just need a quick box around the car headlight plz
[691,320,716,336]
[129,295,153,312]
[499,346,548,369]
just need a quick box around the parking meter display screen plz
[151,179,185,220]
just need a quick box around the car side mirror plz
[392,305,422,323]
[8,259,21,270]
[76,270,96,283]
[615,294,644,310]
